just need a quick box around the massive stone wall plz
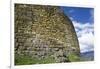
[15,4,80,65]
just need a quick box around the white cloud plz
[78,32,94,52]
[73,21,93,30]
[72,21,94,53]
[69,9,74,13]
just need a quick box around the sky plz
[61,6,94,53]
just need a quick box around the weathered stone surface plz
[15,4,80,65]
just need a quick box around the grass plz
[15,54,56,65]
[68,53,80,62]
[15,53,81,65]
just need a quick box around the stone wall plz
[15,4,80,65]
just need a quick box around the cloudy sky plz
[61,6,94,53]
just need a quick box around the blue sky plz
[61,6,94,53]
[61,6,94,23]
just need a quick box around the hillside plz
[80,51,94,61]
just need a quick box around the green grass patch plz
[68,53,80,62]
[15,54,56,65]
